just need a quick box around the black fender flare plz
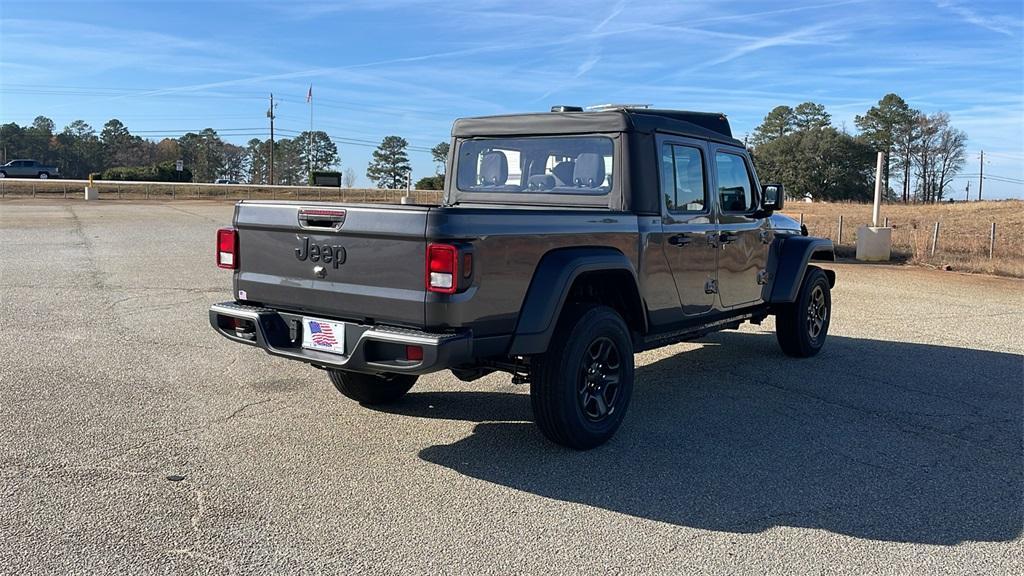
[767,235,836,303]
[508,247,643,356]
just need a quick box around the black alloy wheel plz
[578,336,623,422]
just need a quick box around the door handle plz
[717,231,737,245]
[668,233,692,247]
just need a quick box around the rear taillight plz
[217,227,238,269]
[426,243,458,294]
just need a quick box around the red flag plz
[306,85,312,103]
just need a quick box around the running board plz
[638,313,754,352]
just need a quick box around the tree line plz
[0,117,341,185]
[750,93,968,203]
[2,93,967,199]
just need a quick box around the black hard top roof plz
[451,108,743,147]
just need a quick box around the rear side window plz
[715,152,755,212]
[660,144,706,213]
[456,136,613,196]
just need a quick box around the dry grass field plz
[1,178,1020,277]
[783,200,1024,277]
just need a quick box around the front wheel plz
[38,172,49,179]
[327,370,417,405]
[775,267,831,357]
[531,305,634,450]
[0,171,6,178]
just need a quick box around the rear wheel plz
[531,305,634,450]
[327,370,416,405]
[38,172,49,179]
[775,267,831,357]
[0,171,6,178]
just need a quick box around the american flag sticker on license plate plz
[302,317,346,354]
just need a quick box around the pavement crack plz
[163,489,235,574]
[226,398,272,420]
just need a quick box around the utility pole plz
[268,93,277,186]
[965,181,970,202]
[977,150,983,201]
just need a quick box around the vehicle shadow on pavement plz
[381,332,1023,545]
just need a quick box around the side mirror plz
[762,184,784,212]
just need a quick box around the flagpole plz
[308,85,313,184]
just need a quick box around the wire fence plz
[794,213,1019,262]
[0,178,444,205]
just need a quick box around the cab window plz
[660,144,706,214]
[456,136,613,195]
[715,152,755,212]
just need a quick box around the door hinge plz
[704,279,718,294]
[757,269,771,285]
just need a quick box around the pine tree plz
[750,106,796,146]
[431,141,450,174]
[366,136,411,189]
[855,94,919,202]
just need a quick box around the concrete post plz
[857,152,894,262]
[989,222,996,259]
[84,173,99,200]
[872,151,884,227]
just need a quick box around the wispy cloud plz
[683,0,868,27]
[536,54,602,102]
[662,20,851,79]
[935,0,1021,36]
[592,0,625,33]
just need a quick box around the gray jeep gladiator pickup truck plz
[209,106,835,449]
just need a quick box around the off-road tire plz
[531,305,634,450]
[328,370,417,405]
[775,267,831,357]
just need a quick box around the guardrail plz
[0,177,443,204]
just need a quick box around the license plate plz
[302,317,346,354]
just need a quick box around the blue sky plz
[1,0,1021,197]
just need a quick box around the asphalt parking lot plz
[1,200,1021,575]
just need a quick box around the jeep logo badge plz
[295,236,346,269]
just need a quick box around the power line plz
[275,127,434,153]
[952,174,1024,185]
[130,127,267,134]
[1,84,442,118]
[982,176,1024,185]
[977,150,1024,160]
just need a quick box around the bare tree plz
[343,167,357,188]
[912,114,941,202]
[911,113,967,203]
[934,124,967,201]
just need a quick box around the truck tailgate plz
[233,201,430,328]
